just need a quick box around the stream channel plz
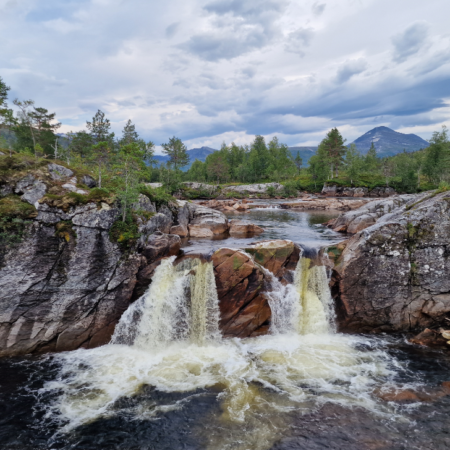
[0,206,449,450]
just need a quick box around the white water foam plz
[41,250,401,448]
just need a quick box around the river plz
[0,207,449,450]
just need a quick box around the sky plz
[1,0,450,153]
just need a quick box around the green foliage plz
[0,196,36,255]
[86,110,115,144]
[161,136,190,171]
[0,76,10,122]
[266,185,276,197]
[206,150,230,183]
[282,180,298,197]
[140,185,176,209]
[109,212,140,248]
[423,126,450,184]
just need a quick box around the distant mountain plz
[154,146,217,168]
[351,126,429,157]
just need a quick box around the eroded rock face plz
[331,191,450,333]
[327,194,425,233]
[0,222,141,356]
[212,248,270,338]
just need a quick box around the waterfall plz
[264,250,335,335]
[111,256,221,349]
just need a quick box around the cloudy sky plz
[1,0,450,152]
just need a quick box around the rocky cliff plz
[1,160,303,356]
[329,191,450,333]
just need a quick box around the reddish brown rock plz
[229,220,264,236]
[212,248,270,338]
[244,240,300,279]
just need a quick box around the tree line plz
[1,75,449,198]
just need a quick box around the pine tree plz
[320,128,347,178]
[294,151,303,174]
[364,142,378,171]
[161,136,190,171]
[120,119,139,146]
[87,110,114,144]
[0,76,10,121]
[345,144,362,185]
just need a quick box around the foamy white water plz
[41,251,399,447]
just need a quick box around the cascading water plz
[111,257,221,348]
[262,249,335,336]
[41,248,402,449]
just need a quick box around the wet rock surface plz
[212,248,270,338]
[330,191,450,333]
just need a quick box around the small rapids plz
[40,253,405,449]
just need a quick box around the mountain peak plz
[352,126,429,156]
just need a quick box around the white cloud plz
[0,0,449,149]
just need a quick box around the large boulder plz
[133,193,156,213]
[187,203,229,237]
[138,213,172,241]
[15,174,47,206]
[170,200,190,237]
[212,248,270,337]
[229,220,264,236]
[331,191,450,333]
[48,163,74,180]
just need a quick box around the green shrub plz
[225,191,245,199]
[109,213,140,249]
[282,180,298,197]
[140,186,176,209]
[266,185,277,197]
[0,196,37,258]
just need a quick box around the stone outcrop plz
[321,184,396,198]
[327,194,425,233]
[229,220,264,236]
[187,202,229,237]
[221,182,283,196]
[330,190,450,333]
[280,197,372,211]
